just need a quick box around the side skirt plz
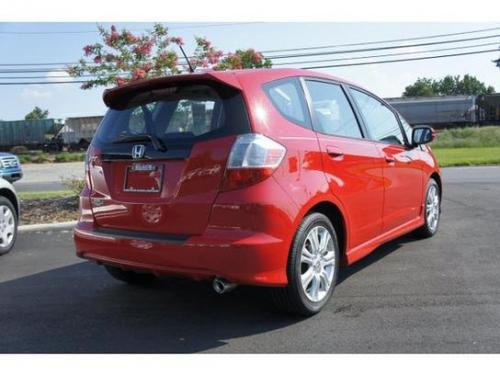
[345,216,425,265]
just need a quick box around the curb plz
[18,221,77,233]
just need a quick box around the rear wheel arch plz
[0,188,19,218]
[304,201,347,264]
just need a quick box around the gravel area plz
[20,196,79,225]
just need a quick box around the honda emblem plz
[132,144,145,159]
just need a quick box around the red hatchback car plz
[74,68,441,315]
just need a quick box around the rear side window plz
[305,80,362,139]
[263,78,310,128]
[94,83,249,147]
[350,89,405,145]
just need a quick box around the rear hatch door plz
[88,77,249,236]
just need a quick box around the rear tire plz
[414,178,441,238]
[271,212,339,316]
[104,265,158,285]
[0,196,18,256]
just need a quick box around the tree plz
[68,24,272,90]
[25,106,49,120]
[403,74,495,97]
[494,57,500,68]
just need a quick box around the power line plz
[1,34,498,74]
[261,26,500,54]
[274,41,500,66]
[3,41,497,78]
[0,22,262,35]
[1,27,499,68]
[0,80,89,85]
[301,48,500,70]
[1,48,497,85]
[267,33,500,59]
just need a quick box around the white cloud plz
[21,85,52,100]
[45,70,72,83]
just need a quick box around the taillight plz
[85,145,101,190]
[221,133,286,191]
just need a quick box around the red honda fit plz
[74,68,441,315]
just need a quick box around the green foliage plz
[432,126,500,149]
[17,151,85,164]
[61,177,86,196]
[19,190,74,201]
[54,152,85,162]
[25,106,49,120]
[68,23,272,90]
[433,147,500,167]
[403,75,495,97]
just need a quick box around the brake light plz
[85,145,101,189]
[221,133,286,191]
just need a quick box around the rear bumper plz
[74,221,289,287]
[0,168,23,182]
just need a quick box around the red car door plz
[303,79,385,249]
[349,88,423,232]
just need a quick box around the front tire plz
[0,196,18,256]
[271,212,339,316]
[104,265,158,285]
[414,178,441,238]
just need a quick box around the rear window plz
[94,83,249,146]
[263,78,310,128]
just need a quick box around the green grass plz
[433,126,500,149]
[17,152,85,164]
[18,190,75,200]
[433,147,500,167]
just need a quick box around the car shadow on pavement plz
[0,261,301,353]
[0,233,418,354]
[337,233,415,285]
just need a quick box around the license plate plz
[124,163,163,193]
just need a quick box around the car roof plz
[103,68,363,109]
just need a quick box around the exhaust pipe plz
[212,277,237,294]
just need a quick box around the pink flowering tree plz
[68,24,272,89]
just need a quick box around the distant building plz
[58,116,103,146]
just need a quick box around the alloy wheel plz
[0,204,15,249]
[426,184,440,233]
[300,225,336,302]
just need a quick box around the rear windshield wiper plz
[113,134,166,152]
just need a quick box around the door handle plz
[384,154,396,163]
[326,146,344,159]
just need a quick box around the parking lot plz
[1,166,499,353]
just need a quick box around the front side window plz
[350,89,405,145]
[305,80,362,138]
[264,78,309,127]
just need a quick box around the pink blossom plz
[132,68,147,80]
[93,55,102,64]
[83,45,93,56]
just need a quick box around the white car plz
[0,178,19,255]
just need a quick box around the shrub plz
[10,145,29,154]
[61,177,86,196]
[54,152,85,163]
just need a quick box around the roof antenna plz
[178,45,194,73]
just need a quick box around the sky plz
[0,22,499,121]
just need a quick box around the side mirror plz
[411,125,435,146]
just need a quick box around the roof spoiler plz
[103,72,242,110]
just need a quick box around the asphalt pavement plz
[0,166,499,353]
[13,162,84,192]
